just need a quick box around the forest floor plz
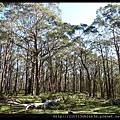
[0,92,120,115]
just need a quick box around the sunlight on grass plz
[0,92,120,114]
[90,106,120,114]
[0,106,10,111]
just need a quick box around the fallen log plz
[8,101,28,107]
[7,100,46,110]
[8,101,21,105]
[25,103,45,110]
[26,97,63,110]
[6,97,64,110]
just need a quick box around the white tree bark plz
[6,97,64,110]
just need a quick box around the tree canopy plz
[0,3,120,99]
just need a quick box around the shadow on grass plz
[1,92,120,114]
[94,106,120,114]
[0,105,26,114]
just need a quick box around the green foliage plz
[0,2,120,110]
[0,2,3,11]
[0,106,10,111]
[0,92,120,114]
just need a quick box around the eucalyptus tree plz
[0,24,16,95]
[91,3,120,98]
[1,3,69,95]
[93,4,120,73]
[70,23,99,97]
[0,6,17,94]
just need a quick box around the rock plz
[112,99,120,107]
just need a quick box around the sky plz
[59,2,120,25]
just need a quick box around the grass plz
[0,92,120,114]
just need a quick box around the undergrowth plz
[0,92,120,114]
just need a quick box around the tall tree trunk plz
[80,52,91,97]
[58,60,62,92]
[25,44,30,95]
[31,60,35,95]
[54,60,58,93]
[64,58,68,92]
[8,63,13,94]
[98,63,104,98]
[28,77,32,95]
[79,68,82,92]
[67,72,70,92]
[48,56,54,93]
[92,64,98,98]
[110,57,114,98]
[33,33,40,96]
[106,58,111,99]
[13,58,18,95]
[25,60,28,95]
[113,29,120,74]
[99,44,109,99]
[35,57,39,95]
[2,46,8,94]
[72,55,76,93]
